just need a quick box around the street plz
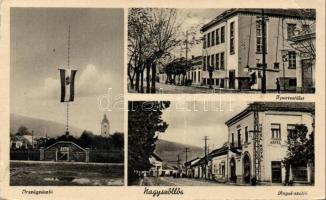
[141,176,225,186]
[129,83,295,94]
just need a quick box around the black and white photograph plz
[127,8,316,94]
[128,101,315,186]
[10,8,124,186]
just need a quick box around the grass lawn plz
[10,161,124,186]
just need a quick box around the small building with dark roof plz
[41,141,89,162]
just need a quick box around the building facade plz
[147,153,163,177]
[186,56,202,86]
[201,9,316,92]
[41,141,89,162]
[225,102,314,184]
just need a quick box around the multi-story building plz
[200,9,315,92]
[225,102,314,184]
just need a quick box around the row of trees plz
[128,8,200,93]
[42,131,124,151]
[11,125,123,151]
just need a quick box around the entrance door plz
[271,161,282,183]
[229,70,235,89]
[230,158,236,182]
[243,154,251,183]
[57,147,69,161]
[301,59,313,92]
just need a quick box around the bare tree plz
[128,8,183,93]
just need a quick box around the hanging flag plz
[59,68,77,102]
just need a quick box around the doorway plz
[230,157,236,182]
[56,147,69,161]
[271,161,282,183]
[301,59,313,92]
[229,70,235,89]
[243,154,251,183]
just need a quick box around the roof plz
[44,141,87,152]
[102,114,109,123]
[184,157,200,166]
[201,9,316,32]
[162,163,178,170]
[209,146,229,158]
[192,156,208,166]
[151,153,163,162]
[225,102,315,126]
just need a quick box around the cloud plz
[29,64,120,100]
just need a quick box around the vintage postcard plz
[0,0,325,200]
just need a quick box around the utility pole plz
[177,154,181,177]
[261,9,267,93]
[185,31,188,86]
[202,136,209,179]
[184,147,190,176]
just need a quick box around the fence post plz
[86,148,90,163]
[40,147,44,161]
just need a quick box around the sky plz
[171,9,226,58]
[10,8,124,135]
[159,101,250,149]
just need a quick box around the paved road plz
[129,83,292,94]
[142,177,224,186]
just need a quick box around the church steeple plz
[101,114,110,137]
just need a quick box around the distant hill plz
[10,113,83,138]
[154,139,204,166]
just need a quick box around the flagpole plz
[66,24,71,135]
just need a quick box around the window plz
[221,26,225,43]
[212,31,215,46]
[215,53,219,70]
[302,24,310,34]
[221,163,225,177]
[287,124,297,138]
[216,78,219,86]
[288,51,296,69]
[207,56,210,68]
[216,28,220,45]
[245,126,249,143]
[287,23,296,39]
[256,20,267,53]
[230,22,235,54]
[203,56,206,71]
[194,72,196,82]
[231,133,235,147]
[237,129,241,147]
[207,32,211,48]
[220,52,225,70]
[198,71,201,82]
[289,78,297,87]
[203,34,206,49]
[211,54,215,68]
[203,78,206,85]
[220,79,224,88]
[271,124,281,139]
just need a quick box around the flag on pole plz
[59,68,77,102]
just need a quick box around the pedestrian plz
[276,78,281,93]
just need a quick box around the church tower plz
[101,114,110,137]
